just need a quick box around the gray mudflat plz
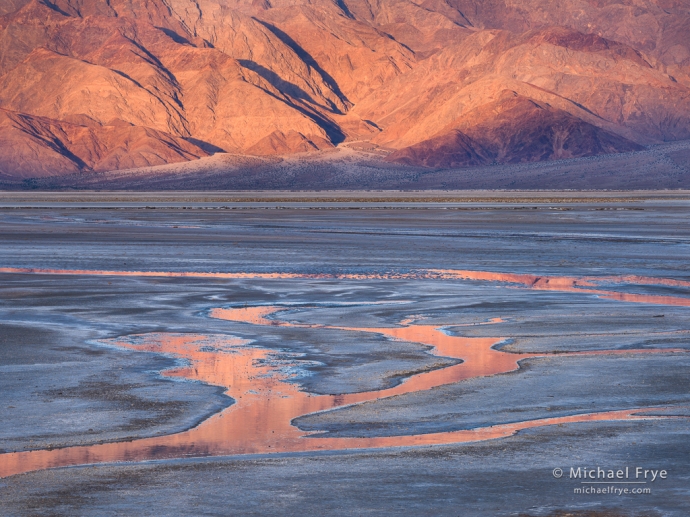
[296,354,690,437]
[1,420,687,516]
[0,322,230,453]
[0,203,688,515]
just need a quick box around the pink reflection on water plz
[1,306,686,479]
[2,267,689,306]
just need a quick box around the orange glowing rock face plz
[0,305,686,479]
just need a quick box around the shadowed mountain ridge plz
[1,0,689,179]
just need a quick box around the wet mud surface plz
[0,203,689,515]
[0,323,230,454]
[1,420,688,516]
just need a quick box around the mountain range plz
[1,0,690,185]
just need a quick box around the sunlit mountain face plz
[1,0,689,180]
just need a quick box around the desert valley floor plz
[0,198,689,516]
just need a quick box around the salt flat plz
[0,202,688,516]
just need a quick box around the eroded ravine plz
[0,305,686,479]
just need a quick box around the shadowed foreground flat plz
[0,201,688,515]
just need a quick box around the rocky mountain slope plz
[1,0,689,179]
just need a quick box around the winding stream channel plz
[1,269,688,478]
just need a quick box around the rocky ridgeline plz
[0,0,689,178]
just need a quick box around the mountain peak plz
[1,0,689,182]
